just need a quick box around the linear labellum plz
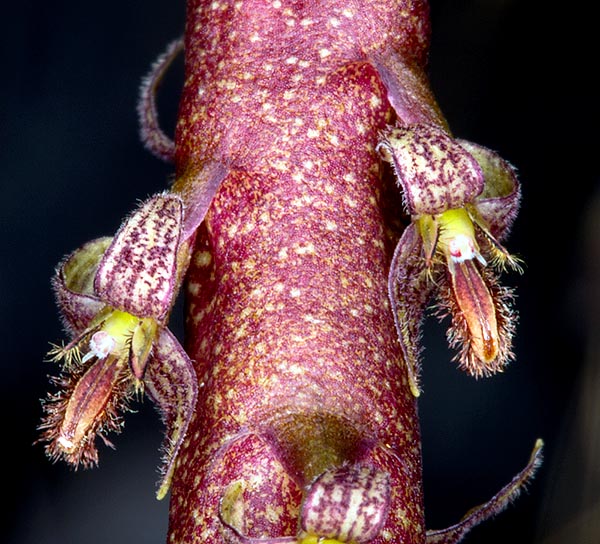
[377,123,522,395]
[38,193,197,499]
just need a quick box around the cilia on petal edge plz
[377,123,523,396]
[38,1,543,543]
[38,193,198,499]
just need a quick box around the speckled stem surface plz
[170,1,438,542]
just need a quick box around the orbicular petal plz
[457,140,521,240]
[388,223,435,396]
[426,440,544,544]
[144,327,198,500]
[300,464,391,543]
[378,124,484,216]
[52,237,112,334]
[94,193,183,322]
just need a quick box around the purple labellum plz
[378,123,522,393]
[39,192,197,499]
[300,465,391,543]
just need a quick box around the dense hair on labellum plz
[434,266,517,377]
[37,360,136,469]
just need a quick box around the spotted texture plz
[175,0,432,175]
[41,194,198,499]
[378,124,484,216]
[387,223,435,396]
[145,328,199,500]
[383,126,522,391]
[301,465,390,542]
[94,194,183,321]
[169,1,438,542]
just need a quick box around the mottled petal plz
[388,223,435,396]
[457,140,521,239]
[378,124,484,216]
[94,193,183,321]
[144,328,198,500]
[426,440,544,544]
[53,237,111,333]
[300,464,391,543]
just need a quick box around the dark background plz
[3,1,597,543]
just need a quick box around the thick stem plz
[170,1,435,542]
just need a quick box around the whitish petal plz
[94,193,183,321]
[144,328,198,500]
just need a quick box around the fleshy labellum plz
[39,192,198,498]
[433,208,499,365]
[379,123,522,393]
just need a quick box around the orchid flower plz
[38,193,197,499]
[377,123,522,396]
[37,0,544,541]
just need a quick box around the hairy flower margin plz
[38,193,197,499]
[377,123,523,397]
[36,20,544,542]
